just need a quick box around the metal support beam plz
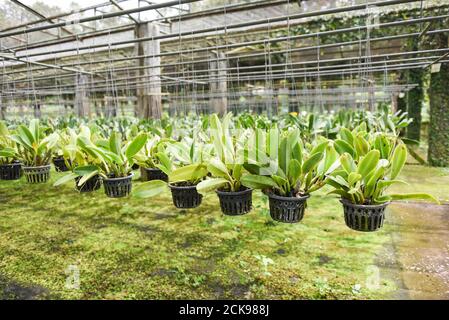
[0,53,96,76]
[0,0,200,39]
[109,0,140,24]
[10,0,74,37]
[423,52,449,69]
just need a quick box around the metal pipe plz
[7,59,447,94]
[4,54,443,86]
[5,45,448,79]
[9,0,431,60]
[2,0,289,52]
[0,0,201,39]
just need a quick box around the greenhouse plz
[0,0,448,303]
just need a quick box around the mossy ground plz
[0,165,447,300]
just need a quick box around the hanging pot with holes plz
[0,161,22,180]
[53,156,70,172]
[22,165,51,184]
[103,174,133,198]
[216,187,252,216]
[268,192,310,223]
[340,198,389,232]
[169,182,202,209]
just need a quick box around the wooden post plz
[0,97,5,120]
[104,96,117,118]
[94,99,101,117]
[391,93,398,112]
[18,104,24,117]
[209,52,227,116]
[135,22,162,119]
[75,74,90,117]
[33,103,41,119]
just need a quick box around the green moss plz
[406,39,425,142]
[428,33,449,167]
[0,165,447,299]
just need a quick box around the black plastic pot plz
[132,163,140,170]
[141,167,168,182]
[53,157,70,172]
[22,165,51,184]
[340,199,389,232]
[169,183,202,208]
[0,162,22,180]
[268,192,310,223]
[103,174,133,198]
[216,187,252,215]
[75,175,102,193]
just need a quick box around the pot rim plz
[340,198,391,209]
[103,173,134,181]
[22,164,51,170]
[216,187,252,196]
[168,182,198,190]
[0,162,21,167]
[267,191,310,201]
[143,167,164,172]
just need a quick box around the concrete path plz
[378,202,449,299]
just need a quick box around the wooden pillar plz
[75,74,90,118]
[33,103,41,119]
[18,104,24,117]
[94,100,101,117]
[135,23,162,119]
[104,96,117,118]
[265,88,274,117]
[0,98,5,120]
[209,52,227,116]
[391,93,398,112]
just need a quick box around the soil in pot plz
[268,192,310,223]
[75,175,102,193]
[169,182,202,209]
[216,187,252,215]
[22,165,51,184]
[103,174,133,198]
[53,157,70,172]
[141,167,168,182]
[340,199,389,232]
[0,161,22,180]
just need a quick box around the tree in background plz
[428,31,449,167]
[406,38,425,142]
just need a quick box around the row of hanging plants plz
[0,111,439,232]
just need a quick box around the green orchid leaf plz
[241,174,277,190]
[169,164,207,183]
[77,169,99,187]
[302,152,323,174]
[334,139,355,157]
[386,193,440,204]
[390,143,407,180]
[109,131,121,155]
[53,172,78,187]
[125,133,148,160]
[357,150,380,179]
[339,127,354,145]
[196,178,229,195]
[207,158,231,180]
[74,165,99,176]
[288,159,302,186]
[133,180,168,198]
